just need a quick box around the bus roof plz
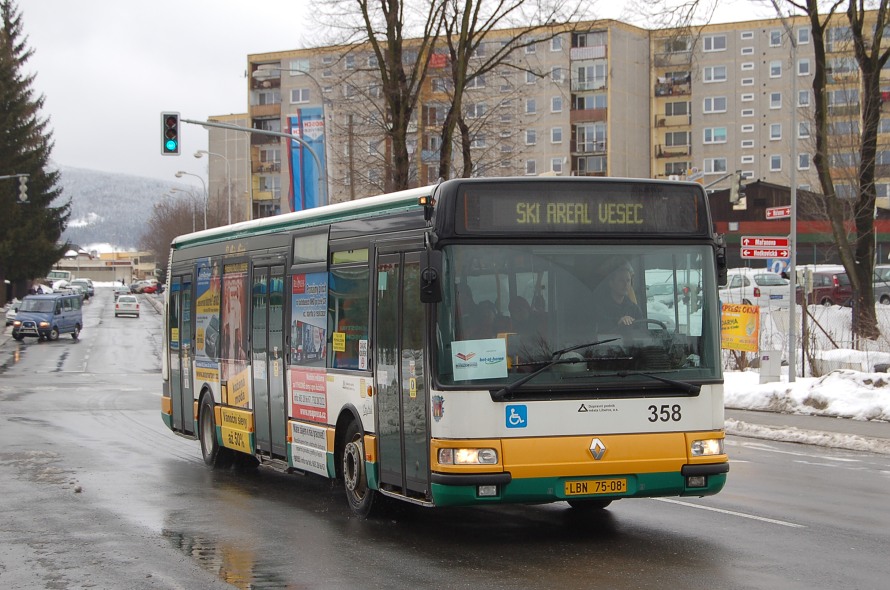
[171,185,434,249]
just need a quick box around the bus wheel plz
[567,498,612,510]
[199,395,234,468]
[342,421,377,517]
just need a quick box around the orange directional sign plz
[766,206,791,219]
[741,236,789,248]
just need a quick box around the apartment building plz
[211,13,887,219]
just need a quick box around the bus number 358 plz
[648,404,682,422]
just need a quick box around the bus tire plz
[567,498,613,510]
[199,395,234,469]
[342,420,377,517]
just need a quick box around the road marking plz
[654,497,806,528]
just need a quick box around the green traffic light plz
[165,139,178,152]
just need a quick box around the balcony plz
[571,78,607,92]
[655,114,692,127]
[653,50,692,67]
[573,141,607,155]
[571,108,607,124]
[253,161,281,174]
[251,103,281,118]
[654,80,691,97]
[570,46,607,61]
[655,144,692,158]
[252,76,280,90]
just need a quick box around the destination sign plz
[741,248,790,259]
[741,236,789,248]
[456,182,708,235]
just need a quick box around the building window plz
[770,155,782,171]
[665,131,691,146]
[526,98,537,114]
[741,155,754,164]
[703,127,727,144]
[740,31,754,40]
[770,30,782,46]
[741,124,754,133]
[703,65,727,83]
[665,101,689,116]
[742,170,755,179]
[703,96,727,113]
[770,92,782,109]
[798,90,811,106]
[704,158,727,174]
[665,161,690,176]
[288,58,310,75]
[290,88,310,104]
[526,71,537,84]
[551,36,563,51]
[770,123,782,140]
[525,40,537,54]
[799,121,811,138]
[526,159,537,175]
[466,102,487,119]
[703,34,727,52]
[551,127,563,143]
[741,93,754,102]
[799,153,810,170]
[798,27,811,45]
[525,129,537,145]
[741,140,754,148]
[467,75,486,89]
[741,109,754,117]
[470,135,486,149]
[770,60,782,77]
[551,158,563,174]
[345,55,355,70]
[550,67,565,82]
[798,58,811,76]
[551,96,563,112]
[741,77,754,86]
[741,62,754,70]
[741,46,754,55]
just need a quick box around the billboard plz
[287,107,326,212]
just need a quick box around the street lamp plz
[252,64,329,207]
[175,171,207,230]
[194,149,232,225]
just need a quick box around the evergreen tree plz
[0,0,69,304]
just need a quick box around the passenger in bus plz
[470,300,499,339]
[455,284,477,339]
[596,259,642,329]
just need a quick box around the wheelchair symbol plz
[506,405,527,428]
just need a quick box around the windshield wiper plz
[491,338,619,401]
[614,371,701,395]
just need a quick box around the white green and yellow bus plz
[161,177,729,516]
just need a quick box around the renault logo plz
[589,438,606,460]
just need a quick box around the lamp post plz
[175,171,207,229]
[194,149,232,225]
[252,65,329,207]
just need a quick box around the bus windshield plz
[435,243,721,390]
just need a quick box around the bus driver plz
[597,259,642,329]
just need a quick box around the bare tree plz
[317,0,446,192]
[436,0,586,179]
[140,197,201,275]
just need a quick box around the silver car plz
[114,294,140,318]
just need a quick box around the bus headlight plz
[438,447,498,465]
[691,438,724,456]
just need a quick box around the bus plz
[161,177,729,517]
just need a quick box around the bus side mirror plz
[420,250,443,303]
[716,236,728,287]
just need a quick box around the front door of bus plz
[170,274,194,435]
[375,251,429,496]
[251,264,287,456]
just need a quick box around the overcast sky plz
[18,0,778,190]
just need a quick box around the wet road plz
[1,287,889,589]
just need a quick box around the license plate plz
[564,478,627,496]
[770,294,783,300]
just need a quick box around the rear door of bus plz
[169,273,195,435]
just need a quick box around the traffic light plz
[729,170,747,210]
[161,112,181,155]
[18,175,27,202]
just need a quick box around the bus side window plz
[329,266,370,370]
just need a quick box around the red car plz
[141,283,159,294]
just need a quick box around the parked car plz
[142,283,159,294]
[70,278,94,298]
[874,265,890,304]
[113,284,131,300]
[11,293,83,341]
[719,268,791,308]
[802,269,852,306]
[115,294,140,318]
[4,298,20,326]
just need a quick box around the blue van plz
[11,293,83,341]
